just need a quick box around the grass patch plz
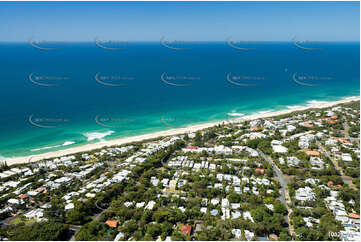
[10,216,37,225]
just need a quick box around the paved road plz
[316,140,357,190]
[68,225,81,241]
[343,121,350,137]
[342,121,360,143]
[258,149,294,236]
[258,150,287,202]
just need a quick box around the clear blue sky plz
[0,1,359,42]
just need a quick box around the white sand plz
[6,97,360,166]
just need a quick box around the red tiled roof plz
[349,213,360,219]
[35,187,46,193]
[19,194,28,199]
[181,225,192,236]
[303,122,314,128]
[105,220,118,228]
[334,138,351,143]
[187,146,198,149]
[269,234,279,241]
[306,150,320,156]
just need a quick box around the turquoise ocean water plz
[0,42,359,158]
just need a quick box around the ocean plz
[0,41,359,159]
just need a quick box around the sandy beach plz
[6,96,360,166]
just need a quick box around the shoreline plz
[6,96,360,166]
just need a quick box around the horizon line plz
[0,40,360,43]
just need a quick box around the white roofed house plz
[250,119,261,129]
[341,153,352,162]
[221,207,230,220]
[232,176,241,186]
[54,176,72,184]
[334,209,350,224]
[221,198,229,208]
[295,186,316,202]
[326,110,335,117]
[27,190,39,197]
[209,163,216,170]
[272,144,288,153]
[8,198,23,206]
[145,200,156,210]
[305,178,320,185]
[325,138,336,146]
[287,156,301,167]
[214,183,223,189]
[161,178,169,187]
[265,204,274,211]
[111,169,131,183]
[244,230,255,241]
[310,157,325,169]
[177,179,187,187]
[24,208,44,220]
[232,229,242,239]
[243,211,254,222]
[136,202,145,208]
[214,145,232,155]
[286,124,296,133]
[85,192,96,198]
[211,198,220,206]
[316,132,326,139]
[264,120,276,129]
[271,140,282,146]
[234,186,242,194]
[298,139,309,149]
[298,134,315,149]
[65,203,75,210]
[232,146,259,157]
[150,176,160,186]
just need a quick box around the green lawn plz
[10,216,37,225]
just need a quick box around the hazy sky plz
[0,1,359,42]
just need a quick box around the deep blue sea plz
[0,41,359,158]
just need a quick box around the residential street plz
[316,140,357,191]
[258,149,295,236]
